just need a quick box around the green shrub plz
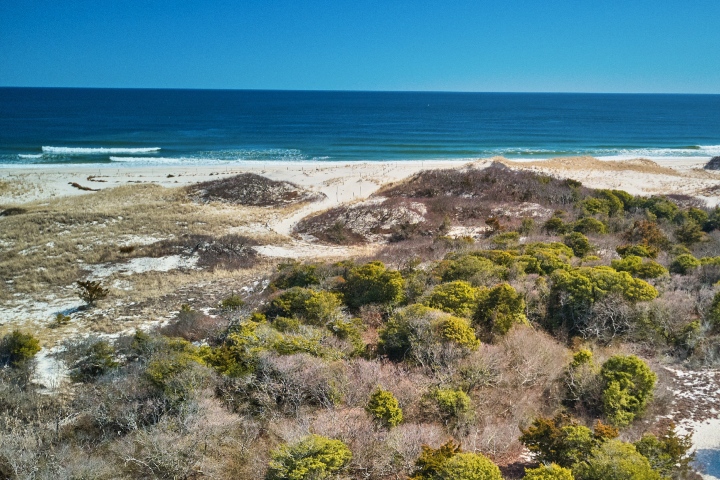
[572,440,661,480]
[597,190,625,217]
[572,218,607,235]
[600,355,657,427]
[491,231,520,248]
[342,261,405,309]
[520,415,598,467]
[610,256,668,279]
[327,317,365,355]
[674,220,706,245]
[704,206,720,231]
[379,305,479,363]
[639,196,679,221]
[266,434,352,480]
[474,283,528,336]
[551,266,658,314]
[432,388,472,420]
[273,261,320,289]
[564,232,592,257]
[519,217,535,235]
[615,244,658,259]
[437,254,507,285]
[221,294,245,310]
[706,291,720,330]
[570,349,593,368]
[70,339,119,381]
[51,313,72,328]
[410,440,501,480]
[669,253,700,274]
[266,287,342,325]
[522,242,574,274]
[544,216,568,235]
[523,464,575,480]
[366,387,403,428]
[76,280,109,305]
[0,330,41,367]
[203,319,270,375]
[424,281,480,317]
[633,424,693,478]
[582,198,610,216]
[686,207,709,226]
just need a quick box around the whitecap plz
[42,146,161,155]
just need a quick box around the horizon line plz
[1,86,719,96]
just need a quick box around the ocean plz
[1,88,720,167]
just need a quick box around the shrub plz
[437,254,507,284]
[572,440,661,480]
[668,253,700,274]
[564,232,592,257]
[686,207,709,226]
[76,280,109,305]
[674,220,706,245]
[616,244,658,259]
[342,261,405,309]
[266,434,352,480]
[523,464,575,480]
[0,330,41,367]
[572,218,607,235]
[639,196,679,221]
[51,312,72,328]
[410,440,502,480]
[633,424,693,478]
[221,294,245,310]
[520,415,598,467]
[581,198,611,216]
[70,339,119,382]
[610,256,668,279]
[474,283,528,336]
[706,291,720,330]
[424,281,480,317]
[366,387,403,428]
[379,304,479,366]
[544,216,568,235]
[704,206,720,231]
[600,355,656,427]
[522,242,574,274]
[623,220,667,248]
[432,388,472,420]
[266,287,342,325]
[273,261,320,289]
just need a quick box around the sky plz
[1,0,719,93]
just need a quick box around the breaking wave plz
[41,146,161,155]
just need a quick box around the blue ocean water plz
[1,88,720,166]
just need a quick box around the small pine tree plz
[0,330,41,367]
[366,387,403,428]
[76,280,109,305]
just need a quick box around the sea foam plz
[42,146,161,155]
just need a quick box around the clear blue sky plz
[1,0,719,93]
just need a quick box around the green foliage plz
[432,388,472,420]
[686,207,709,226]
[379,305,479,363]
[267,287,342,325]
[674,220,706,245]
[76,280,109,305]
[474,283,528,336]
[70,339,119,382]
[570,349,593,368]
[437,254,507,285]
[564,232,592,258]
[424,281,480,317]
[668,253,700,274]
[633,424,694,478]
[616,244,658,259]
[273,261,321,289]
[520,415,598,468]
[410,440,501,480]
[342,261,405,309]
[581,198,611,216]
[366,387,403,428]
[600,355,657,427]
[0,330,41,367]
[204,319,269,376]
[519,217,536,235]
[544,216,568,235]
[491,231,520,248]
[551,266,658,307]
[706,291,720,330]
[596,190,624,217]
[522,242,574,274]
[572,218,608,235]
[327,317,365,356]
[639,196,679,221]
[266,434,352,480]
[221,294,245,310]
[704,206,720,231]
[610,256,668,279]
[572,440,661,480]
[51,312,72,328]
[523,464,575,480]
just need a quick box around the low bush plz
[342,261,405,309]
[266,434,352,480]
[474,283,528,336]
[610,255,668,279]
[523,464,575,480]
[424,280,480,317]
[564,232,592,257]
[600,355,657,427]
[572,440,661,480]
[410,440,502,480]
[366,387,403,428]
[266,287,342,325]
[0,330,41,367]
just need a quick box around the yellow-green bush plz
[366,387,403,428]
[266,434,352,480]
[0,330,41,367]
[424,280,480,317]
[474,283,528,336]
[342,261,405,309]
[610,255,668,279]
[266,287,342,325]
[523,464,575,480]
[600,355,657,427]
